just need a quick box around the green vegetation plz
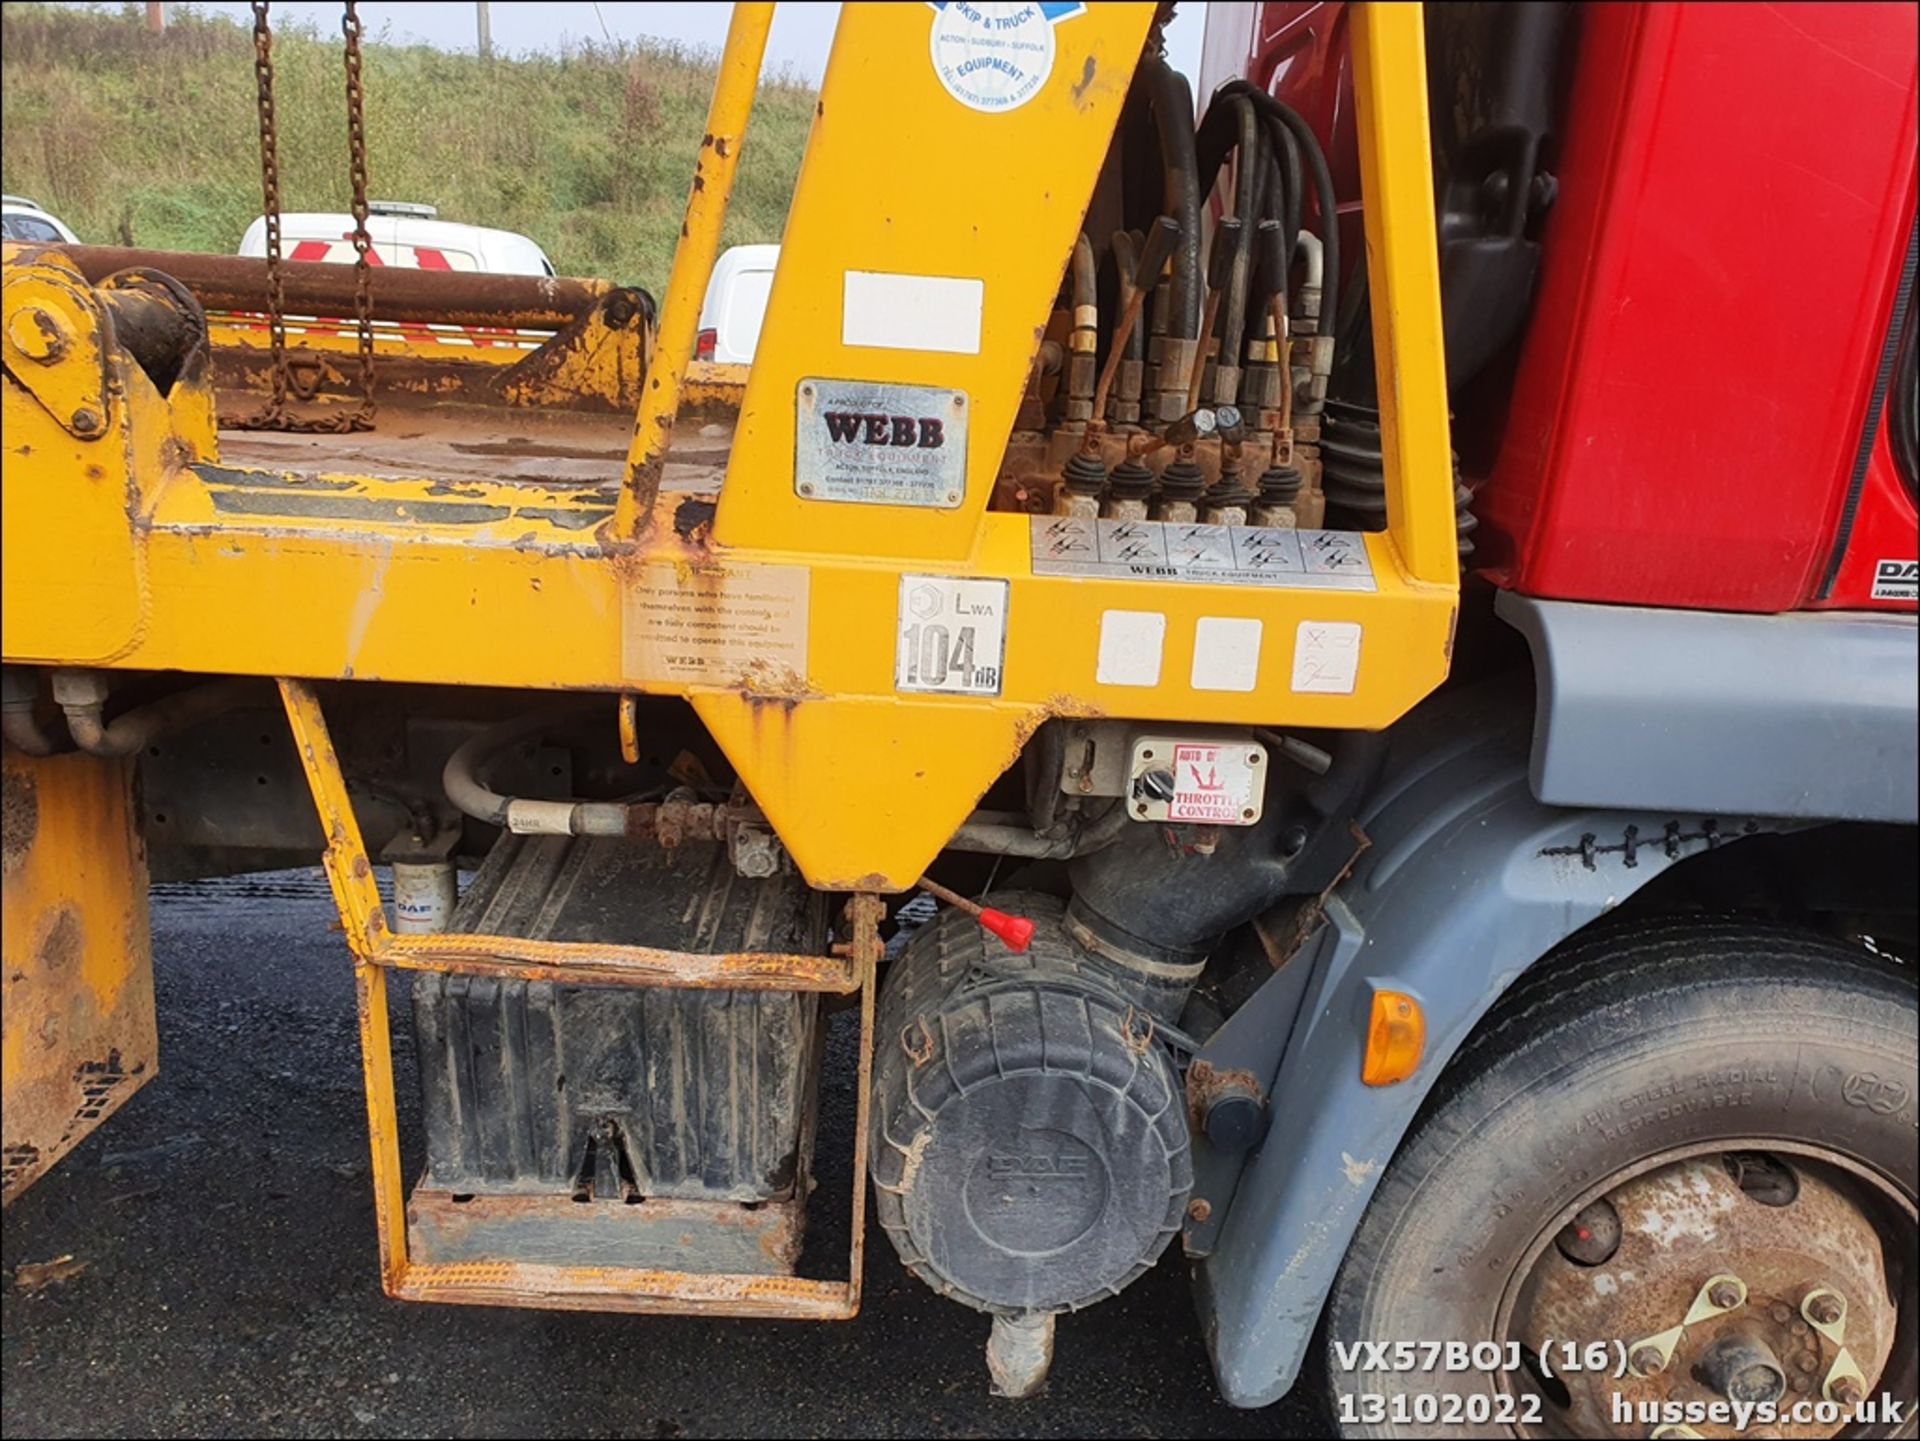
[0,2,816,289]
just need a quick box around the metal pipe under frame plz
[611,2,774,540]
[278,676,879,1319]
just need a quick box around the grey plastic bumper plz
[1498,593,1918,823]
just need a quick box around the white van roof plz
[238,212,555,278]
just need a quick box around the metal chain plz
[340,0,376,430]
[236,0,291,428]
[231,0,377,433]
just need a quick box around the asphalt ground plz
[1,870,1326,1439]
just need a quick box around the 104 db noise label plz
[896,575,1009,696]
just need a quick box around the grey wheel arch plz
[1188,685,1809,1409]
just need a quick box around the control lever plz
[1090,216,1183,426]
[918,876,1035,954]
[1187,217,1243,411]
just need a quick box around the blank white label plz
[1192,617,1262,692]
[1293,620,1362,694]
[1097,611,1164,687]
[843,271,984,355]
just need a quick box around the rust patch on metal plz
[60,244,610,330]
[1519,1157,1898,1438]
[36,906,82,977]
[408,1187,804,1278]
[672,496,717,542]
[2,767,37,878]
[1185,1060,1261,1132]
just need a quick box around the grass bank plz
[0,2,816,288]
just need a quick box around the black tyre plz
[1326,917,1918,1438]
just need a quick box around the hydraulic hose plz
[1068,232,1099,412]
[1,670,62,756]
[1225,81,1340,335]
[1070,232,1098,316]
[1144,57,1203,340]
[50,671,262,758]
[441,709,647,837]
[1219,97,1266,383]
[1269,116,1303,263]
[448,707,1137,857]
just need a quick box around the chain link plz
[238,0,290,428]
[231,0,377,434]
[341,0,376,429]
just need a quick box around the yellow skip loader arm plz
[0,2,1454,893]
[1,0,1455,1354]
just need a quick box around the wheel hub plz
[1516,1156,1896,1438]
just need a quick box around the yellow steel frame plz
[204,313,539,366]
[1,748,157,1205]
[1,4,1455,896]
[281,677,882,1318]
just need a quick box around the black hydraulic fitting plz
[1061,449,1108,497]
[1157,454,1207,505]
[1257,463,1303,507]
[1056,448,1109,518]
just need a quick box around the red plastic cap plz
[977,907,1035,953]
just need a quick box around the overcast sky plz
[110,3,1207,88]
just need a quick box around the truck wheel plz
[1325,917,1917,1438]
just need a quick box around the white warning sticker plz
[928,2,1085,115]
[1292,620,1362,694]
[896,574,1009,695]
[1030,516,1376,591]
[623,562,810,689]
[1168,743,1260,824]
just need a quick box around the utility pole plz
[476,1,492,58]
[146,1,166,32]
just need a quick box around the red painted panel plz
[1479,3,1917,612]
[1817,423,1919,610]
[1215,2,1918,614]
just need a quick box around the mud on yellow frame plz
[1,2,1456,894]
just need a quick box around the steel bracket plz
[279,676,879,1320]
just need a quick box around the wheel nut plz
[1630,1345,1666,1376]
[1709,1280,1742,1309]
[1805,1292,1843,1326]
[1771,1303,1794,1324]
[1831,1376,1864,1407]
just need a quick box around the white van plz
[2,195,80,244]
[238,201,555,277]
[695,243,778,364]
